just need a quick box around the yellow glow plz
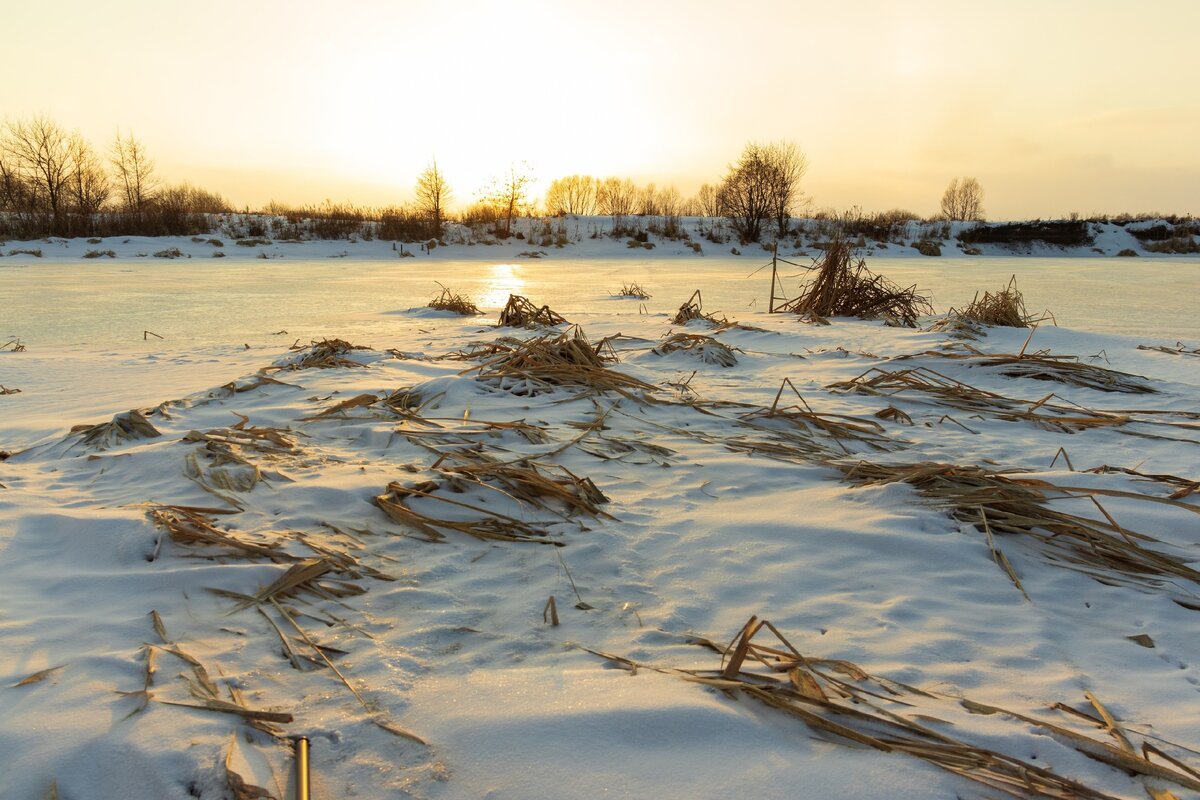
[2,0,1198,217]
[479,264,525,310]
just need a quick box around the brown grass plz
[587,617,1200,799]
[427,283,479,315]
[278,339,372,370]
[952,275,1053,328]
[670,289,725,325]
[652,333,739,367]
[497,294,567,328]
[775,240,932,327]
[70,409,162,450]
[614,282,651,299]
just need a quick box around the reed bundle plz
[281,338,372,370]
[742,378,895,453]
[70,409,162,450]
[375,456,608,545]
[775,240,932,327]
[1,384,20,395]
[497,294,567,328]
[614,282,651,299]
[670,290,725,325]
[953,275,1051,328]
[836,460,1200,597]
[462,327,655,398]
[828,367,1136,434]
[427,284,479,315]
[588,617,1200,799]
[149,507,291,562]
[652,333,739,367]
[897,343,1157,394]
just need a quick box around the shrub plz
[208,239,224,247]
[1143,237,1199,254]
[236,238,271,247]
[1117,248,1138,257]
[84,249,116,258]
[212,251,226,258]
[87,237,103,244]
[913,240,941,256]
[958,221,1091,247]
[153,247,184,258]
[8,248,42,257]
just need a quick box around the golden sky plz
[4,0,1197,218]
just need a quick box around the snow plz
[2,252,1199,799]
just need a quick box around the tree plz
[544,175,597,216]
[694,183,719,218]
[940,177,985,221]
[67,133,109,216]
[2,116,74,219]
[482,163,534,237]
[414,159,451,238]
[717,142,774,242]
[111,130,156,213]
[763,141,808,236]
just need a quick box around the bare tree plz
[111,130,156,213]
[414,159,452,238]
[2,116,74,219]
[763,141,808,236]
[544,175,597,216]
[717,142,775,242]
[694,183,719,218]
[67,133,109,216]
[482,163,534,237]
[939,177,985,221]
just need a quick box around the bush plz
[212,251,225,258]
[958,221,1091,247]
[208,239,224,247]
[84,249,116,258]
[236,238,271,247]
[1144,237,1199,254]
[87,237,103,244]
[153,247,184,258]
[913,240,941,256]
[8,248,42,257]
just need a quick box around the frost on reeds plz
[775,240,932,327]
[461,326,655,399]
[588,617,1200,799]
[70,409,162,451]
[614,282,651,299]
[375,456,609,545]
[278,338,372,370]
[652,333,739,367]
[427,284,479,315]
[836,460,1200,601]
[497,294,567,328]
[670,289,725,326]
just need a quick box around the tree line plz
[1,113,989,243]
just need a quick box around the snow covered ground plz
[2,262,1200,799]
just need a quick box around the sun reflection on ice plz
[479,263,525,309]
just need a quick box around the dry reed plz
[587,617,1200,799]
[427,284,479,315]
[70,410,162,450]
[497,294,567,328]
[952,275,1052,328]
[652,333,739,367]
[462,327,655,399]
[775,240,932,327]
[670,290,725,325]
[278,339,372,370]
[614,282,651,299]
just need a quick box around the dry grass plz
[652,333,739,367]
[0,384,20,395]
[1138,342,1200,358]
[614,282,651,299]
[835,460,1200,597]
[587,617,1200,799]
[775,240,932,327]
[375,456,609,545]
[427,284,479,315]
[827,366,1171,434]
[670,289,725,326]
[892,344,1157,394]
[278,339,372,370]
[1,338,27,352]
[741,378,896,454]
[461,327,655,399]
[70,409,162,450]
[952,275,1053,328]
[497,294,567,328]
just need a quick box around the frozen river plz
[3,255,1198,348]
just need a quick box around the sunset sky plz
[3,0,1197,219]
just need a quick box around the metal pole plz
[294,737,310,800]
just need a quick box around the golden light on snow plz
[479,263,527,310]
